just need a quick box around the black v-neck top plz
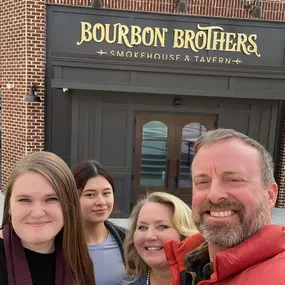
[0,238,56,285]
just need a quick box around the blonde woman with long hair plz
[124,192,198,285]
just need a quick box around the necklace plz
[146,269,151,285]
[146,269,172,285]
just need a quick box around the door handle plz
[175,159,180,188]
[165,159,170,189]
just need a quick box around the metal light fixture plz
[90,0,104,8]
[23,86,41,102]
[244,0,262,19]
[175,0,188,12]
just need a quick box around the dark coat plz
[104,220,127,264]
[0,238,7,285]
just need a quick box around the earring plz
[8,211,12,223]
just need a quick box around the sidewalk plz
[0,193,284,226]
[272,207,285,226]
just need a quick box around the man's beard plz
[193,196,269,248]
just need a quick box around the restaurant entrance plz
[133,112,217,204]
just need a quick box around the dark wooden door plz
[133,112,216,204]
[172,115,216,204]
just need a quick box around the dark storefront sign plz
[48,6,285,68]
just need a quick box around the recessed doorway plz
[133,112,217,205]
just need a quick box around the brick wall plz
[276,110,285,208]
[25,1,46,154]
[1,0,285,208]
[48,0,285,21]
[0,0,45,192]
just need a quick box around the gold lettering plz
[92,23,105,42]
[173,29,184,48]
[77,22,261,60]
[118,24,133,48]
[212,32,226,51]
[195,31,207,50]
[117,50,124,57]
[105,24,119,44]
[236,33,249,55]
[206,28,213,50]
[154,53,160,59]
[184,30,198,51]
[225,33,237,52]
[77,22,92,45]
[247,34,261,57]
[142,27,154,46]
[153,28,167,47]
[130,26,142,46]
[196,25,224,50]
[147,53,153,59]
[126,51,132,57]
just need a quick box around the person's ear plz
[267,183,278,208]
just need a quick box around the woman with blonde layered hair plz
[124,192,197,285]
[0,151,95,285]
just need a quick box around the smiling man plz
[165,128,285,285]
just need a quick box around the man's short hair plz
[193,128,275,188]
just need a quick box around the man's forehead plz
[194,138,260,157]
[193,170,245,177]
[192,139,261,172]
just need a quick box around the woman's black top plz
[0,238,56,285]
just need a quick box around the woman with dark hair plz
[0,151,95,285]
[71,160,126,285]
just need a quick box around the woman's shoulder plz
[123,276,147,285]
[0,231,4,252]
[132,278,147,285]
[0,238,3,252]
[0,232,6,258]
[0,234,8,285]
[0,230,6,260]
[105,220,127,240]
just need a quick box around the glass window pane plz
[179,123,207,188]
[140,121,168,187]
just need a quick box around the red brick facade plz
[277,114,285,208]
[48,0,285,20]
[1,0,285,206]
[0,0,46,190]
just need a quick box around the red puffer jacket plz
[165,225,285,285]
